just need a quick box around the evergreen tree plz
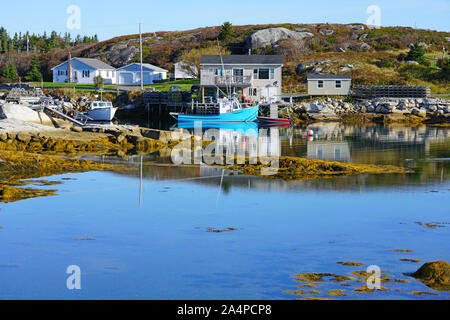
[1,62,18,82]
[218,22,236,40]
[8,62,18,82]
[1,63,11,80]
[406,43,425,64]
[25,55,42,81]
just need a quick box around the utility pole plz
[68,52,72,83]
[139,23,144,91]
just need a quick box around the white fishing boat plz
[87,101,118,121]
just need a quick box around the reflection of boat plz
[87,101,118,121]
[177,121,258,132]
[170,96,258,123]
[258,117,291,126]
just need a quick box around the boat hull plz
[87,107,118,121]
[173,106,258,123]
[258,117,291,125]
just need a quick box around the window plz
[334,148,341,161]
[258,69,270,80]
[82,70,90,78]
[253,68,274,80]
[249,88,258,96]
[318,80,324,88]
[335,80,342,88]
[317,146,323,159]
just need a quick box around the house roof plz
[200,55,284,65]
[307,73,352,80]
[117,63,168,73]
[51,58,115,70]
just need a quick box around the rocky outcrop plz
[318,29,334,36]
[0,103,53,124]
[293,97,450,122]
[411,261,450,291]
[91,44,139,66]
[246,27,314,49]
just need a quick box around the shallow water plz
[0,122,449,300]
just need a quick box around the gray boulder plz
[103,45,139,66]
[318,29,334,36]
[347,24,365,30]
[360,42,372,51]
[246,27,314,49]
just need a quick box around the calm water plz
[0,123,449,300]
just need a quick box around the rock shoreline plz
[292,97,450,123]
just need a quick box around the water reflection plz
[86,123,449,191]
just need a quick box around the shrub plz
[377,57,396,68]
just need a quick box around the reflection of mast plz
[139,156,143,208]
[216,168,225,208]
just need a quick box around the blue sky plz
[2,0,449,40]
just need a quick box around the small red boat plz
[258,117,292,125]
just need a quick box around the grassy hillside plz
[2,23,449,94]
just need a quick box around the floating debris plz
[410,291,439,296]
[336,261,364,266]
[206,227,238,233]
[400,259,422,263]
[389,249,414,253]
[414,222,447,229]
[328,289,348,297]
[72,238,95,241]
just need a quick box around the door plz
[261,87,278,103]
[119,73,134,85]
[233,68,244,84]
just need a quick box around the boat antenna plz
[217,38,230,97]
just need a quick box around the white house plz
[200,55,284,103]
[174,61,197,79]
[117,63,168,85]
[51,58,116,84]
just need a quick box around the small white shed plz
[117,63,168,85]
[174,61,198,79]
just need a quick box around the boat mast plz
[217,38,230,98]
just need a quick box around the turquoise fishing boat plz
[170,96,258,123]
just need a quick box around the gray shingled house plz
[200,55,284,103]
[307,74,352,96]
